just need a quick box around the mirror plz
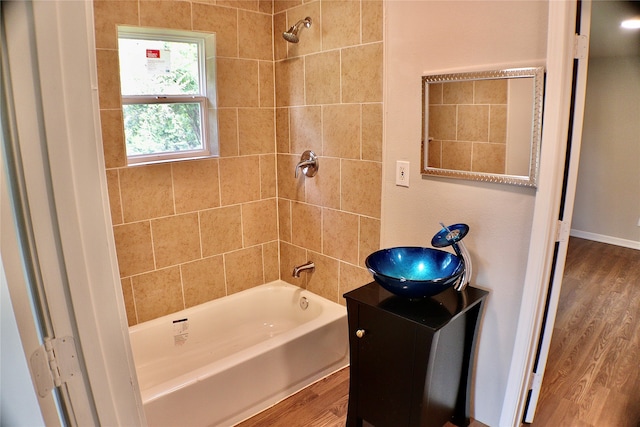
[421,67,544,187]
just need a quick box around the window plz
[117,26,218,164]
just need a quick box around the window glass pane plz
[122,103,203,155]
[118,38,200,96]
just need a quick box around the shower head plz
[282,17,312,43]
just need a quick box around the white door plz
[1,1,145,425]
[2,2,99,424]
[522,0,592,422]
[499,1,593,425]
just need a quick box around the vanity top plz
[344,281,488,331]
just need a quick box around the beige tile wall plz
[274,0,383,302]
[94,0,383,325]
[427,79,508,174]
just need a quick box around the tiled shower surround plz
[93,0,383,325]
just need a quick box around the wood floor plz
[237,367,487,427]
[530,237,640,427]
[236,367,350,427]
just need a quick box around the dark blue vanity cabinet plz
[344,282,487,427]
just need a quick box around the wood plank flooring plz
[530,237,640,427]
[237,366,487,427]
[236,367,350,427]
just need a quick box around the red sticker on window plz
[146,49,161,59]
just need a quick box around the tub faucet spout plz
[292,261,315,278]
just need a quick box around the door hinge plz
[574,34,589,59]
[555,219,570,243]
[30,336,81,397]
[529,371,543,391]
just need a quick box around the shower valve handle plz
[294,150,318,178]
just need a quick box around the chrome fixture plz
[451,237,472,291]
[294,150,319,178]
[432,223,472,292]
[283,17,312,43]
[292,261,315,278]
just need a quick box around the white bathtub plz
[129,280,349,427]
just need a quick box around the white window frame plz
[117,26,218,165]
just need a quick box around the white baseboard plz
[570,229,640,250]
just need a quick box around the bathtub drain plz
[299,296,309,310]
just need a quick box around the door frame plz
[501,0,591,425]
[1,1,145,424]
[523,0,591,421]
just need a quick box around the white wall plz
[571,56,640,247]
[383,2,548,425]
[0,264,46,427]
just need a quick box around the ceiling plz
[589,0,640,58]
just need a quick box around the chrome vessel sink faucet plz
[432,223,472,291]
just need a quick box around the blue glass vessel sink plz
[365,247,464,298]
